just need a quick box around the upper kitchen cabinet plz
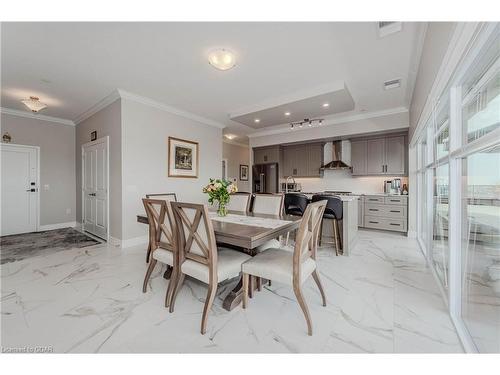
[351,134,407,176]
[351,140,367,176]
[385,135,406,175]
[253,146,280,164]
[281,142,323,177]
[366,138,386,174]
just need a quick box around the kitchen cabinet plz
[366,138,386,174]
[351,140,367,176]
[362,195,408,233]
[281,143,323,177]
[350,134,407,176]
[253,146,280,164]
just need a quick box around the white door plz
[1,144,39,235]
[82,138,108,240]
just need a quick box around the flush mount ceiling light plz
[224,134,236,140]
[322,103,330,108]
[21,96,47,112]
[208,49,236,71]
[284,112,291,116]
[254,118,260,123]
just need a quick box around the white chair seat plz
[254,238,281,253]
[182,248,251,284]
[152,248,174,265]
[242,248,316,285]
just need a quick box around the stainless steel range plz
[323,191,353,196]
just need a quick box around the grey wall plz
[121,98,223,241]
[75,99,122,240]
[1,113,76,226]
[222,141,251,192]
[409,22,456,141]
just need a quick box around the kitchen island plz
[288,192,359,256]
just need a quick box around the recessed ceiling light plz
[21,96,47,112]
[284,112,291,116]
[322,103,330,108]
[254,118,260,123]
[208,49,236,71]
[224,134,236,140]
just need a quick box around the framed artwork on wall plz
[239,164,249,181]
[168,137,199,178]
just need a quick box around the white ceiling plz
[1,22,424,140]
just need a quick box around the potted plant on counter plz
[203,178,238,216]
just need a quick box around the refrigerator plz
[252,163,279,193]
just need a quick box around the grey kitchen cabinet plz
[351,134,407,176]
[366,138,386,174]
[351,140,367,176]
[358,196,364,227]
[363,195,408,233]
[282,143,323,177]
[253,146,280,164]
[385,136,406,175]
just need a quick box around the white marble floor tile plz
[1,229,464,353]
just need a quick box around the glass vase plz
[217,201,228,217]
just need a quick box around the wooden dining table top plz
[137,210,301,250]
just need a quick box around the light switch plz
[44,184,50,191]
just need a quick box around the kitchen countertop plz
[286,191,407,201]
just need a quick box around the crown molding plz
[74,89,121,124]
[223,138,249,148]
[247,106,408,138]
[0,107,75,126]
[117,89,226,129]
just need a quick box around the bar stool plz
[284,193,310,246]
[312,194,343,256]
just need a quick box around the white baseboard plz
[39,221,77,231]
[121,235,148,249]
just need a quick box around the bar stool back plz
[311,194,343,255]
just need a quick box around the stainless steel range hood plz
[320,140,352,170]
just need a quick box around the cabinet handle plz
[369,209,378,211]
[369,199,378,201]
[369,221,379,224]
[390,210,401,213]
[390,199,400,202]
[382,165,384,172]
[390,223,401,226]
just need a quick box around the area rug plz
[0,227,101,265]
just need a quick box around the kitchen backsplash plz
[290,169,409,194]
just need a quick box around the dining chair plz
[312,194,343,256]
[144,193,177,262]
[142,198,178,308]
[169,202,251,334]
[241,200,328,336]
[225,192,251,212]
[252,193,285,252]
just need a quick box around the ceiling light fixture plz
[290,118,324,130]
[224,134,236,140]
[254,118,260,123]
[322,103,330,108]
[21,96,47,112]
[208,49,236,71]
[284,112,291,116]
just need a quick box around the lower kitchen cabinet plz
[360,195,408,233]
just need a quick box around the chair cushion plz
[241,248,316,286]
[181,248,251,284]
[254,239,281,253]
[152,248,174,265]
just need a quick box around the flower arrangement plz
[202,178,238,216]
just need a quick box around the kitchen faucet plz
[285,176,296,193]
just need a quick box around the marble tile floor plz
[0,230,464,353]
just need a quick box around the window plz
[432,163,450,288]
[461,145,500,353]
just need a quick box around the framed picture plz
[168,137,199,178]
[91,131,97,141]
[239,164,249,181]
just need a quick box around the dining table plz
[137,209,302,311]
